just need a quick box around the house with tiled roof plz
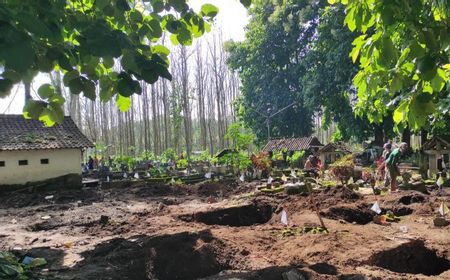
[261,136,323,153]
[318,142,353,168]
[0,114,93,186]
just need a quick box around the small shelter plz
[318,142,353,168]
[0,114,93,187]
[422,136,450,174]
[262,136,323,157]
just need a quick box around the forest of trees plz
[56,32,240,157]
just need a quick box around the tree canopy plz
[329,0,449,132]
[226,0,325,142]
[0,0,250,126]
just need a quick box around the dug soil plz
[1,181,450,280]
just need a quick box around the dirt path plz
[0,182,449,280]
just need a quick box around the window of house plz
[18,160,28,166]
[0,161,5,167]
[41,159,49,164]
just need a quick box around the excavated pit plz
[321,205,374,225]
[180,203,273,227]
[368,240,450,276]
[75,231,231,280]
[398,193,426,205]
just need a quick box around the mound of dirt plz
[309,186,361,210]
[368,240,450,276]
[196,181,235,197]
[180,202,274,227]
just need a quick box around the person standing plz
[88,156,94,170]
[381,143,392,188]
[385,142,408,192]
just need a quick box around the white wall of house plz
[0,148,81,185]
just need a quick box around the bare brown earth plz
[0,181,449,280]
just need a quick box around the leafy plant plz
[161,148,177,163]
[193,150,212,163]
[251,152,272,172]
[140,150,156,161]
[219,151,251,171]
[177,158,189,169]
[0,251,46,279]
[329,154,355,185]
[224,122,255,150]
[271,151,284,161]
[286,151,305,167]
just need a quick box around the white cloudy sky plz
[0,0,249,114]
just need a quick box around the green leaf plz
[23,100,46,119]
[37,84,55,99]
[350,35,365,63]
[393,100,408,123]
[240,0,251,7]
[0,78,14,97]
[417,55,437,81]
[63,70,80,86]
[389,74,403,92]
[48,103,65,123]
[103,57,114,69]
[378,37,397,67]
[344,7,356,32]
[151,0,165,13]
[422,83,433,94]
[176,28,192,45]
[201,4,219,18]
[82,79,96,100]
[121,51,139,72]
[116,94,131,112]
[37,55,54,72]
[148,19,163,38]
[95,0,109,9]
[0,39,35,73]
[0,263,22,277]
[169,0,187,12]
[117,74,135,97]
[39,108,56,126]
[170,34,180,45]
[152,45,170,56]
[116,0,131,11]
[68,77,84,95]
[2,70,21,83]
[129,10,143,23]
[49,94,65,105]
[58,55,73,71]
[430,69,445,92]
[142,69,159,84]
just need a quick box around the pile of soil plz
[179,202,274,227]
[0,188,103,208]
[193,180,251,197]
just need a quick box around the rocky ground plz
[0,180,449,280]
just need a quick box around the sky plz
[0,0,249,114]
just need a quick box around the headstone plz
[281,210,288,226]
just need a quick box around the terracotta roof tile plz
[262,137,323,152]
[0,114,94,151]
[319,142,353,153]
